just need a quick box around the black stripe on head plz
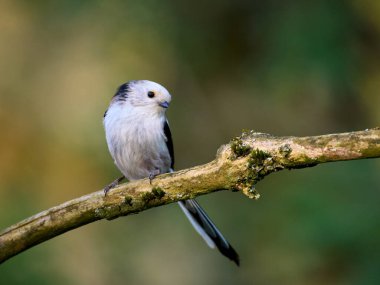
[113,81,136,102]
[104,81,136,118]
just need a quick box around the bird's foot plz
[104,176,125,196]
[149,169,160,184]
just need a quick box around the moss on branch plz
[1,127,380,263]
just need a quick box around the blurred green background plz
[1,1,380,284]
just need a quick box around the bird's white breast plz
[104,104,171,180]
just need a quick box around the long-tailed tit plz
[103,80,239,265]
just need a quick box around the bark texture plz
[1,128,379,263]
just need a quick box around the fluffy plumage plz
[103,80,239,265]
[104,80,172,180]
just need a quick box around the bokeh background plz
[1,1,380,284]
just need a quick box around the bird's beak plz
[159,101,170,108]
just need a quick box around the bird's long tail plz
[178,199,240,266]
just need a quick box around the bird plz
[103,80,239,266]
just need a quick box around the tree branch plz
[1,128,379,263]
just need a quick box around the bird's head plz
[111,80,171,114]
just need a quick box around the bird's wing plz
[164,120,175,169]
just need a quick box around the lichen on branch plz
[0,127,379,264]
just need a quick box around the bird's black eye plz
[147,91,155,98]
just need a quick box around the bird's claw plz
[149,173,155,184]
[103,176,125,196]
[104,182,117,195]
[149,170,160,184]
